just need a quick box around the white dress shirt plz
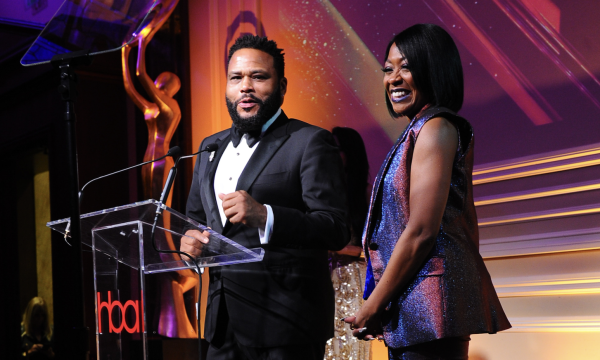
[213,108,281,244]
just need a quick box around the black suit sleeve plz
[269,128,349,251]
[185,139,208,230]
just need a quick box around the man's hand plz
[180,229,210,260]
[219,190,267,228]
[333,244,362,257]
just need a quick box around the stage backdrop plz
[188,1,600,359]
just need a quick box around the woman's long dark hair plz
[332,127,369,246]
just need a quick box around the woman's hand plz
[343,299,384,341]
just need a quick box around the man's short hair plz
[384,24,464,117]
[228,35,285,79]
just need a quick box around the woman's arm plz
[348,117,458,338]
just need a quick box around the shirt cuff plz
[258,204,274,244]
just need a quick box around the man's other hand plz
[219,190,267,228]
[181,229,210,260]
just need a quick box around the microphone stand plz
[50,49,93,360]
[51,51,182,359]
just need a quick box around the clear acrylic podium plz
[47,200,264,360]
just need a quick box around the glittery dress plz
[363,106,511,349]
[325,251,371,360]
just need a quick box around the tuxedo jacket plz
[185,112,349,347]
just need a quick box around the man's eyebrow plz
[228,69,271,75]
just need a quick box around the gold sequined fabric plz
[325,254,371,360]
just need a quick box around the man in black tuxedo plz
[180,35,349,359]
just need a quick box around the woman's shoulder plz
[415,106,468,126]
[416,106,473,153]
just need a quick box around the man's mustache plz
[236,95,263,107]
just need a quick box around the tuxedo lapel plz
[220,114,290,235]
[203,132,231,234]
[236,114,290,192]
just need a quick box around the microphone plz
[156,143,219,212]
[79,146,181,200]
[151,143,220,269]
[64,146,181,245]
[178,142,218,162]
[150,142,219,311]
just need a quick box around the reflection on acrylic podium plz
[47,200,264,360]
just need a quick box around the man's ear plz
[280,77,288,99]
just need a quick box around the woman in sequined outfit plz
[325,127,371,360]
[343,24,511,359]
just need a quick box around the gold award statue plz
[122,0,199,338]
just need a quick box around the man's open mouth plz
[237,96,261,109]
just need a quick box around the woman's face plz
[383,43,428,119]
[31,308,45,328]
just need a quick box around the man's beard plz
[226,86,281,133]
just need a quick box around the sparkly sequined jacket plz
[363,106,511,348]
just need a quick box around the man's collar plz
[231,108,282,148]
[261,108,281,134]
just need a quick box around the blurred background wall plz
[1,0,599,359]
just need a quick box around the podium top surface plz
[47,200,264,272]
[21,0,158,66]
